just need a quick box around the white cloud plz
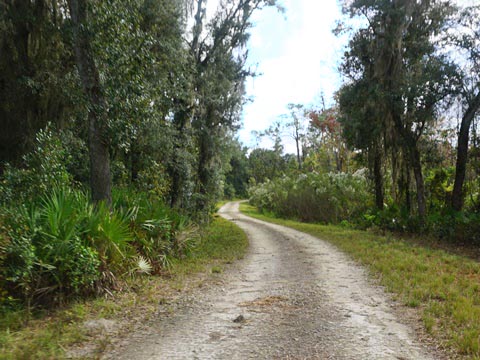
[249,31,264,49]
[236,0,479,152]
[240,0,345,151]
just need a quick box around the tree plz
[339,0,456,221]
[451,6,480,211]
[337,24,386,210]
[0,0,78,170]
[338,81,385,210]
[223,137,250,198]
[286,103,306,170]
[171,0,277,215]
[307,105,349,173]
[248,148,285,184]
[382,0,455,221]
[68,0,111,203]
[262,120,284,156]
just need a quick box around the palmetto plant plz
[1,185,198,305]
[40,188,78,247]
[16,188,101,301]
[133,255,153,275]
[79,198,135,273]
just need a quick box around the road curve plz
[106,201,438,359]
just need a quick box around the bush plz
[0,186,200,306]
[0,129,197,307]
[1,189,102,305]
[113,188,198,271]
[427,210,480,244]
[136,160,171,199]
[249,172,373,224]
[358,205,422,233]
[0,127,72,205]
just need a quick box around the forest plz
[0,0,280,310]
[0,0,479,333]
[249,0,480,240]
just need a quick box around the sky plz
[206,0,478,153]
[239,0,347,152]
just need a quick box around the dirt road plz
[106,202,439,359]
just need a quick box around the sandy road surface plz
[105,202,439,359]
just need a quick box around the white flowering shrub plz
[249,172,373,224]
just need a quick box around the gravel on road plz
[104,201,441,360]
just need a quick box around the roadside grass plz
[240,203,480,358]
[0,216,248,360]
[168,214,248,276]
[215,199,242,211]
[215,200,230,209]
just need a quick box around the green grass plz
[168,215,248,276]
[215,200,230,209]
[241,203,480,358]
[0,216,248,359]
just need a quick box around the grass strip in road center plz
[240,203,480,359]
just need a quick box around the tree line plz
[338,0,480,219]
[249,0,480,242]
[0,0,277,216]
[0,0,277,308]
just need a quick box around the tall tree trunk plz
[335,151,341,173]
[452,92,480,211]
[196,127,215,214]
[409,142,426,222]
[130,140,140,183]
[68,0,111,204]
[169,105,189,208]
[405,167,411,213]
[391,148,399,204]
[195,104,220,216]
[295,133,302,170]
[397,159,410,213]
[373,144,384,210]
[197,130,209,196]
[391,105,426,221]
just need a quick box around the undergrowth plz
[0,216,247,359]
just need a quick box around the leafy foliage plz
[0,185,199,307]
[1,189,100,304]
[249,172,372,224]
[0,127,72,204]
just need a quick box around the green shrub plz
[1,213,36,305]
[427,210,480,244]
[60,130,90,183]
[0,187,140,305]
[425,167,454,211]
[249,172,372,224]
[136,160,171,199]
[115,188,198,271]
[0,182,197,307]
[0,127,72,204]
[0,189,101,304]
[359,205,421,232]
[82,200,135,271]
